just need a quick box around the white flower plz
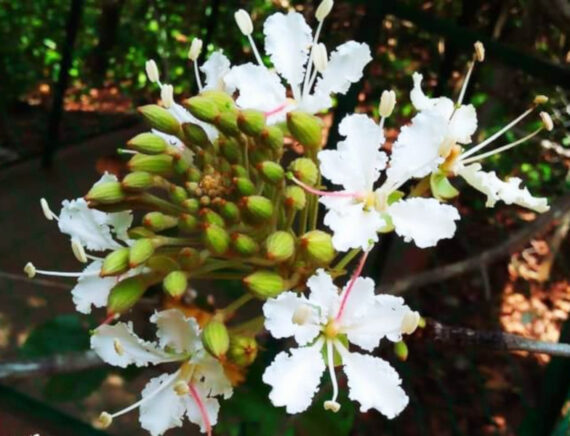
[91,309,232,435]
[262,269,418,417]
[314,114,459,251]
[225,10,371,124]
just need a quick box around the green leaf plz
[430,171,459,200]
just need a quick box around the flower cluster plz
[25,2,554,435]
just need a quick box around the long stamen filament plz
[189,383,212,436]
[247,35,264,67]
[335,250,370,321]
[303,20,325,98]
[457,59,475,106]
[326,339,339,402]
[193,62,203,92]
[289,174,360,198]
[32,269,100,278]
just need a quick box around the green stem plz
[156,236,199,247]
[220,294,254,319]
[333,248,361,272]
[137,193,185,215]
[229,316,265,336]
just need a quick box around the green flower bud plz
[260,126,284,151]
[181,122,210,146]
[178,213,199,233]
[200,90,235,112]
[301,230,336,266]
[287,111,323,150]
[241,195,274,223]
[182,198,200,214]
[85,181,125,204]
[100,247,130,277]
[122,171,154,191]
[187,167,202,183]
[127,226,155,239]
[231,233,259,256]
[138,105,181,136]
[220,138,241,163]
[200,208,225,228]
[234,177,256,196]
[169,185,188,205]
[146,255,180,274]
[202,321,230,358]
[238,110,266,136]
[143,212,178,232]
[107,275,148,314]
[216,111,240,136]
[228,335,258,367]
[173,157,190,175]
[243,270,285,298]
[178,247,202,270]
[185,96,219,123]
[249,147,272,165]
[394,341,409,361]
[231,165,248,178]
[219,201,240,224]
[289,158,318,186]
[163,270,188,297]
[203,223,230,255]
[284,185,307,210]
[127,154,173,175]
[129,238,155,268]
[258,161,285,184]
[265,231,295,262]
[127,132,168,154]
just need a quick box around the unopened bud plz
[145,59,160,83]
[188,38,203,61]
[203,223,230,255]
[265,231,295,262]
[244,270,285,298]
[287,111,323,150]
[238,110,266,136]
[40,198,57,220]
[127,132,168,155]
[258,161,285,184]
[121,172,153,191]
[234,9,253,35]
[185,96,219,123]
[242,195,274,223]
[312,43,328,73]
[540,112,554,131]
[289,158,318,186]
[234,177,256,196]
[216,110,240,136]
[169,185,188,204]
[219,138,240,163]
[174,380,190,396]
[101,247,130,277]
[379,90,396,118]
[107,275,148,313]
[315,0,334,21]
[284,185,307,210]
[24,262,36,278]
[163,270,188,297]
[182,198,200,214]
[143,212,178,232]
[228,335,258,366]
[97,412,113,429]
[182,122,210,146]
[178,247,202,270]
[394,340,409,361]
[292,304,313,325]
[202,321,230,358]
[71,238,88,263]
[301,230,336,266]
[128,238,155,268]
[127,226,155,239]
[200,90,236,112]
[401,310,420,335]
[232,164,248,178]
[323,400,341,413]
[231,233,259,256]
[138,104,180,136]
[474,41,485,62]
[127,154,173,175]
[260,126,284,151]
[200,208,226,228]
[534,95,549,105]
[219,201,240,224]
[85,181,125,204]
[160,84,174,109]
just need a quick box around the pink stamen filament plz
[100,312,118,326]
[335,250,370,322]
[289,175,361,199]
[264,102,289,118]
[189,383,212,436]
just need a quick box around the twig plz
[415,318,570,358]
[379,194,570,294]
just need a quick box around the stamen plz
[401,310,421,335]
[160,84,174,109]
[188,38,204,91]
[113,339,124,356]
[189,383,212,436]
[71,238,88,263]
[247,34,264,67]
[97,411,113,429]
[540,112,554,131]
[193,62,204,92]
[40,198,58,221]
[323,338,341,413]
[335,250,370,321]
[174,380,190,395]
[302,20,325,98]
[23,262,99,279]
[264,102,289,118]
[457,41,484,106]
[288,174,360,199]
[145,59,160,84]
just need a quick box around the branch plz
[415,318,570,357]
[379,194,570,294]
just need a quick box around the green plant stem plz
[229,316,265,336]
[220,294,254,319]
[137,193,185,215]
[333,248,361,272]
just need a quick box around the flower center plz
[323,319,340,338]
[440,144,463,174]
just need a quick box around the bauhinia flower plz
[390,42,551,213]
[262,268,419,417]
[25,173,136,314]
[225,4,372,124]
[91,309,233,436]
[294,113,460,251]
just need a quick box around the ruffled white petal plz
[263,12,312,89]
[262,346,326,414]
[410,72,453,118]
[388,198,459,248]
[306,269,341,320]
[318,114,386,192]
[151,309,201,355]
[263,292,321,346]
[200,51,231,91]
[139,373,185,436]
[449,104,477,144]
[458,163,549,213]
[90,322,170,368]
[71,260,115,314]
[338,276,377,326]
[184,383,220,433]
[341,351,409,418]
[192,352,233,399]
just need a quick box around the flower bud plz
[128,226,155,239]
[315,0,334,21]
[85,181,125,204]
[178,247,202,270]
[540,112,554,131]
[138,104,180,136]
[260,126,284,151]
[182,198,200,214]
[301,230,336,266]
[200,90,236,111]
[241,195,274,223]
[200,208,226,228]
[129,238,155,268]
[243,270,285,298]
[178,213,199,233]
[143,212,178,232]
[101,247,130,277]
[163,270,188,297]
[169,185,188,204]
[284,185,307,210]
[258,161,285,184]
[188,38,203,61]
[265,231,295,262]
[219,137,241,163]
[394,341,409,361]
[182,122,210,146]
[474,41,485,62]
[231,233,259,256]
[146,255,179,274]
[203,223,230,255]
[127,154,173,175]
[107,275,148,314]
[202,321,230,358]
[216,110,240,136]
[228,335,258,367]
[289,158,318,186]
[219,201,240,223]
[71,238,88,263]
[234,9,253,35]
[160,84,174,109]
[127,132,168,155]
[379,90,396,118]
[312,43,328,73]
[187,167,202,183]
[232,164,248,178]
[234,177,256,196]
[145,59,160,83]
[238,110,266,136]
[185,96,219,123]
[121,172,154,191]
[287,111,323,151]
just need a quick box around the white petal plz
[192,352,233,399]
[90,322,169,368]
[388,198,459,248]
[262,346,326,414]
[151,309,201,355]
[409,72,454,118]
[314,41,372,98]
[200,51,231,91]
[318,113,386,192]
[139,373,185,436]
[342,351,408,418]
[306,268,340,320]
[263,292,321,346]
[458,164,549,213]
[387,110,447,182]
[338,276,377,324]
[297,91,332,114]
[71,260,115,314]
[263,12,312,89]
[184,383,220,433]
[449,104,477,144]
[224,63,287,122]
[58,198,122,251]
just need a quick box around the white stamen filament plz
[456,60,475,107]
[193,61,204,92]
[24,262,99,279]
[247,34,264,67]
[302,19,325,98]
[324,339,340,410]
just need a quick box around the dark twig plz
[0,351,103,380]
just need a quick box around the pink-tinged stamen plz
[189,383,212,436]
[264,102,289,118]
[335,250,370,322]
[289,175,361,199]
[100,312,118,326]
